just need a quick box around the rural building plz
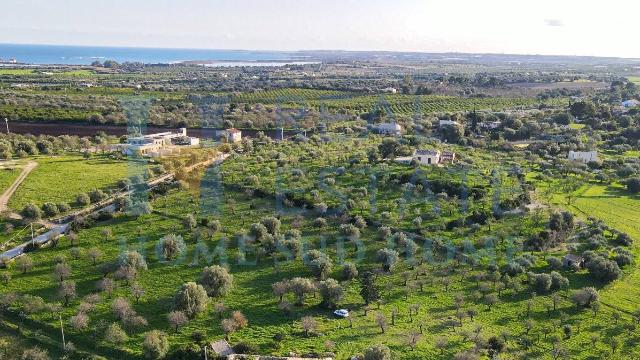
[480,121,501,130]
[123,128,199,157]
[440,150,457,163]
[621,99,639,108]
[382,87,398,94]
[439,119,459,127]
[210,340,235,357]
[216,128,242,143]
[413,149,441,165]
[568,151,598,163]
[376,122,402,135]
[562,254,584,269]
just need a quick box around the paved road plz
[0,161,37,213]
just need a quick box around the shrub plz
[342,262,359,280]
[304,250,333,280]
[571,287,599,308]
[76,193,91,206]
[142,330,169,360]
[88,189,107,203]
[41,203,59,217]
[156,234,186,261]
[104,322,128,345]
[547,257,562,270]
[624,177,640,193]
[550,271,570,291]
[20,347,49,360]
[198,265,233,297]
[118,251,147,272]
[173,282,209,318]
[167,310,188,333]
[363,344,391,360]
[376,248,400,272]
[319,278,344,309]
[20,203,42,221]
[529,273,552,293]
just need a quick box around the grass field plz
[3,178,638,359]
[1,142,637,359]
[0,69,34,75]
[8,154,129,210]
[628,76,640,85]
[558,184,640,314]
[0,167,21,194]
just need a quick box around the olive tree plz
[173,282,208,318]
[198,265,233,297]
[142,330,169,360]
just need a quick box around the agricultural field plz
[0,133,637,359]
[230,89,566,116]
[8,154,130,211]
[0,167,21,194]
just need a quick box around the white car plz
[334,309,349,318]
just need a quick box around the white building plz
[413,149,441,165]
[382,87,398,94]
[621,100,639,108]
[479,121,501,130]
[123,128,199,157]
[376,123,402,136]
[216,128,242,143]
[568,151,598,163]
[439,120,459,127]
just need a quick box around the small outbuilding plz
[413,149,441,165]
[376,122,402,136]
[568,151,598,164]
[210,339,235,357]
[562,254,584,269]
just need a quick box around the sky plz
[1,0,639,58]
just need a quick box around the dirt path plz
[0,161,37,213]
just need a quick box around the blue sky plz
[1,0,639,57]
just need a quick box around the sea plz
[0,43,316,66]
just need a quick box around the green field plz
[0,166,21,194]
[0,69,34,75]
[231,89,567,116]
[2,139,638,359]
[8,154,129,210]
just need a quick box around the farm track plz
[0,161,37,213]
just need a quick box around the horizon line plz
[2,42,640,61]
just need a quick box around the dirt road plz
[0,161,37,213]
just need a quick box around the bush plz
[232,342,258,354]
[571,287,599,308]
[376,248,399,272]
[304,250,333,280]
[198,265,233,297]
[624,177,640,194]
[364,344,391,360]
[88,189,108,203]
[529,273,552,293]
[76,193,91,206]
[142,330,169,359]
[20,203,42,221]
[550,271,569,291]
[156,234,186,261]
[173,282,209,318]
[547,257,562,270]
[57,202,71,213]
[584,252,621,282]
[342,262,359,280]
[319,278,344,309]
[41,203,59,217]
